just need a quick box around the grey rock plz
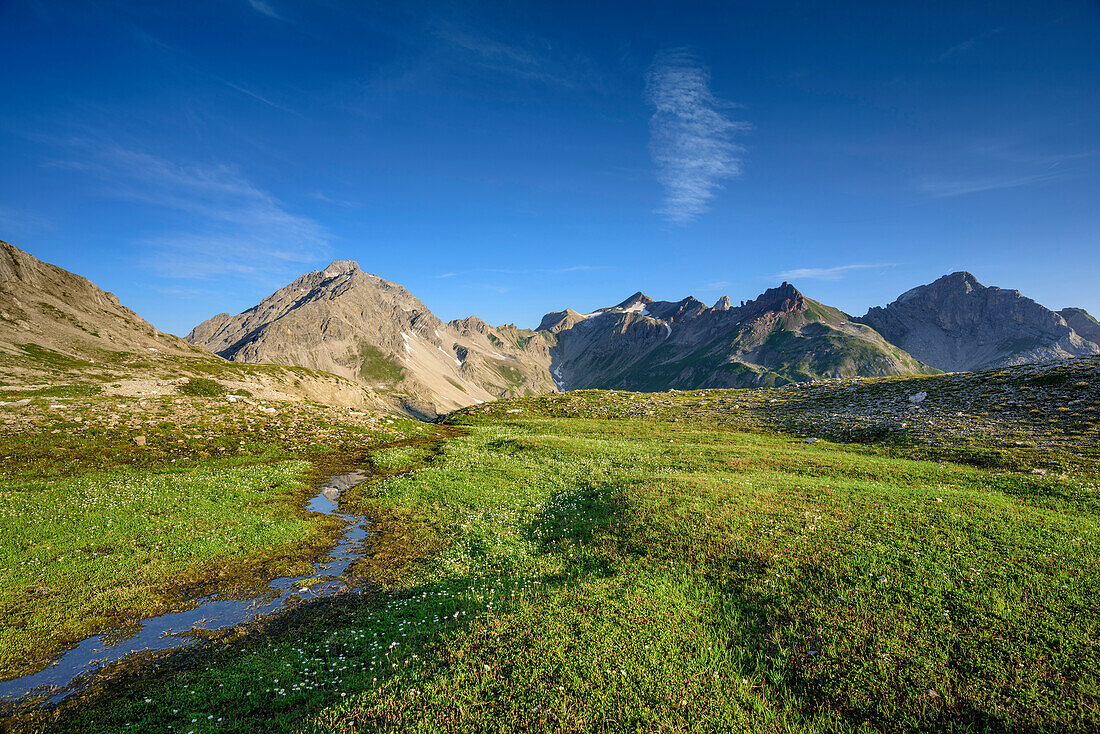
[859,272,1100,371]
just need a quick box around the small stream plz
[0,469,373,705]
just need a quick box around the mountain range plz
[540,285,933,391]
[186,258,1100,415]
[3,240,1098,417]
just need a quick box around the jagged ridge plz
[540,282,936,391]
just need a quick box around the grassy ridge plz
[31,404,1100,733]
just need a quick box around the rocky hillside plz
[1060,307,1100,346]
[0,241,203,361]
[858,272,1100,372]
[187,261,556,418]
[0,242,388,410]
[539,283,936,390]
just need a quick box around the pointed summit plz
[743,282,806,316]
[934,271,981,292]
[188,259,557,417]
[713,295,732,311]
[944,270,979,285]
[615,291,652,309]
[321,260,360,278]
[895,271,983,303]
[449,315,491,337]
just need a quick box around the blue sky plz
[1,0,1098,335]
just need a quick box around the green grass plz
[496,364,524,387]
[0,384,102,398]
[358,343,405,384]
[0,459,337,679]
[178,377,227,397]
[368,445,434,473]
[33,410,1100,733]
[14,344,97,372]
[0,391,434,689]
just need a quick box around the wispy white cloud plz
[917,172,1061,198]
[430,22,610,93]
[247,0,281,20]
[935,28,1002,62]
[646,49,748,224]
[0,206,53,237]
[312,191,361,208]
[54,143,329,280]
[701,280,730,291]
[977,147,1099,167]
[775,263,893,281]
[545,265,605,274]
[218,78,300,115]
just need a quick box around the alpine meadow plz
[2,2,1099,733]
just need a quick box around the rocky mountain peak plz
[932,271,985,294]
[615,291,652,309]
[713,295,732,311]
[449,316,491,336]
[1,240,200,360]
[1060,307,1100,344]
[898,271,982,303]
[744,282,806,315]
[860,271,1100,371]
[942,271,980,289]
[320,260,361,278]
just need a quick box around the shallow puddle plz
[0,469,372,704]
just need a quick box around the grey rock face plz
[1060,308,1100,345]
[858,272,1100,372]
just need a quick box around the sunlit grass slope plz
[49,407,1100,733]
